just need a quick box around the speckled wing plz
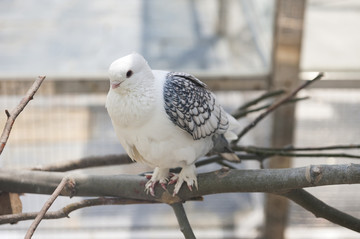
[163,72,229,140]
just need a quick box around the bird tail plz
[220,152,240,162]
[220,113,242,162]
[224,113,241,141]
[211,134,241,162]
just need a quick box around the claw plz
[149,188,155,197]
[145,180,156,196]
[144,167,171,196]
[168,179,177,185]
[161,183,167,190]
[171,165,198,196]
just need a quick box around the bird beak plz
[111,81,122,89]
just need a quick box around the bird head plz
[108,53,153,92]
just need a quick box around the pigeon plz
[106,53,241,196]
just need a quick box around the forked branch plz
[24,176,75,239]
[235,72,324,142]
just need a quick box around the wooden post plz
[264,0,306,239]
[0,192,22,216]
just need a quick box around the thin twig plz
[32,154,133,172]
[235,72,324,142]
[233,96,309,119]
[0,197,158,225]
[0,76,46,155]
[24,176,74,239]
[170,202,196,239]
[236,89,286,111]
[242,144,360,152]
[280,189,360,232]
[234,145,360,159]
[195,153,260,168]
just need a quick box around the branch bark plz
[0,164,359,201]
[0,76,46,155]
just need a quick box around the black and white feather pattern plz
[163,72,229,140]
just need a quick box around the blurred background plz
[0,0,360,238]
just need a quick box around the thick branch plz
[0,76,46,155]
[280,189,360,232]
[0,164,359,202]
[0,164,359,232]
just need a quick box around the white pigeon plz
[106,53,241,196]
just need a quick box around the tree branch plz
[1,164,359,202]
[32,154,133,172]
[0,76,46,155]
[170,202,196,239]
[240,144,360,152]
[0,197,159,225]
[0,164,359,231]
[25,176,74,239]
[32,152,258,173]
[234,145,360,159]
[279,189,360,232]
[234,89,285,112]
[235,72,324,142]
[233,96,309,119]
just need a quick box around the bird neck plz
[106,81,157,128]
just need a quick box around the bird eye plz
[126,70,133,78]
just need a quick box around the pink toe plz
[161,183,167,190]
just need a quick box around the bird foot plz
[169,165,198,196]
[145,165,198,197]
[144,167,170,196]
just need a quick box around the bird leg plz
[169,164,198,196]
[145,167,170,196]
